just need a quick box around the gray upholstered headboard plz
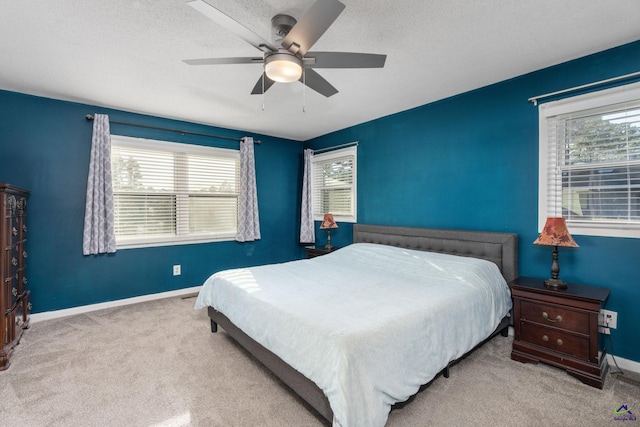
[353,224,518,282]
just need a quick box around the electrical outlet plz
[173,265,181,276]
[598,311,605,326]
[598,326,611,335]
[601,309,617,329]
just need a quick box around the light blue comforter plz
[195,243,512,427]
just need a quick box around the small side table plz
[509,276,610,389]
[305,246,339,259]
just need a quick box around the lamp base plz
[544,278,568,290]
[324,229,333,251]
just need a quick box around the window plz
[110,135,240,248]
[312,145,357,222]
[539,81,640,238]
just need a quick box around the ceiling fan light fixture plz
[265,52,303,83]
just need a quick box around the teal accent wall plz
[0,90,305,312]
[307,40,640,363]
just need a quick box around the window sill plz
[566,223,640,239]
[116,233,236,249]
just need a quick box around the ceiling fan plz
[184,0,386,97]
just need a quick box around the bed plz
[195,224,518,426]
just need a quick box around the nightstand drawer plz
[520,322,589,360]
[520,300,589,334]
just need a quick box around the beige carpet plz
[1,295,638,427]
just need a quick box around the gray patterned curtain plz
[236,137,261,242]
[82,114,116,255]
[299,149,315,244]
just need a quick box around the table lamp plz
[320,213,338,250]
[533,217,578,290]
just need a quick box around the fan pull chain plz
[261,73,266,111]
[302,69,306,113]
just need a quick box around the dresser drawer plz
[3,297,28,347]
[3,274,19,309]
[17,268,27,295]
[14,292,29,330]
[5,216,20,246]
[3,311,14,345]
[520,300,589,334]
[8,244,21,268]
[3,194,17,214]
[520,322,589,360]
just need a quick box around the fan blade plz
[183,57,264,66]
[251,73,277,95]
[281,0,345,57]
[188,0,276,53]
[300,69,338,97]
[304,52,386,69]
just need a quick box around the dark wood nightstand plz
[305,246,339,259]
[509,276,610,389]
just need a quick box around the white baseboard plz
[29,286,202,323]
[608,353,640,375]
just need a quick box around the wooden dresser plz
[0,183,30,370]
[510,276,609,389]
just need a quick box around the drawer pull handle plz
[542,335,549,342]
[557,339,563,346]
[542,312,562,323]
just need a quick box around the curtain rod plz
[312,141,358,154]
[528,70,640,106]
[85,115,261,144]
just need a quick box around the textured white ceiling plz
[1,0,639,141]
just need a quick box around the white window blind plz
[312,146,357,222]
[111,135,240,248]
[539,81,640,238]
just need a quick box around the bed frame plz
[207,224,518,423]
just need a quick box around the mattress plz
[195,243,512,427]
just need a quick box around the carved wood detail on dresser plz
[0,183,30,370]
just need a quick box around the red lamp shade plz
[533,217,578,248]
[320,213,338,230]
